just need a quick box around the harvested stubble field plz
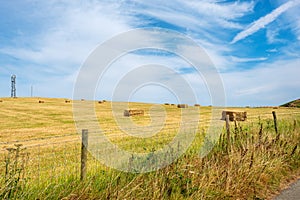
[0,97,300,199]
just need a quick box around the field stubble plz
[0,98,299,199]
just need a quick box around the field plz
[0,97,300,199]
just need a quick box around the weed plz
[0,144,29,199]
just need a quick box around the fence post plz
[225,115,231,153]
[272,111,278,134]
[81,129,88,180]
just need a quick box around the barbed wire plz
[1,111,299,148]
[0,110,299,184]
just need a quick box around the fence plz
[0,109,300,189]
[0,122,202,187]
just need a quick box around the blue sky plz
[0,0,299,106]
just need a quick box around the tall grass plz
[1,116,299,199]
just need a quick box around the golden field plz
[0,97,299,199]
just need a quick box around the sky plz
[0,0,299,106]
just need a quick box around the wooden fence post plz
[272,111,278,134]
[81,129,88,180]
[225,115,231,153]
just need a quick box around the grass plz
[281,98,300,108]
[0,97,300,199]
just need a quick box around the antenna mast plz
[11,75,16,98]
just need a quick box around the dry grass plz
[0,98,75,144]
[0,97,300,199]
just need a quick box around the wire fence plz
[0,109,300,187]
[1,110,299,146]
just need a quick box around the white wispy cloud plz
[0,0,136,97]
[266,49,278,53]
[129,0,253,34]
[231,0,300,44]
[235,86,270,96]
[125,0,254,71]
[222,58,300,106]
[284,1,300,39]
[275,0,300,57]
[231,56,268,63]
[0,0,253,77]
[266,28,286,44]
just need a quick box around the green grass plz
[281,98,300,108]
[0,97,300,199]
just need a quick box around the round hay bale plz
[177,104,188,108]
[124,109,144,117]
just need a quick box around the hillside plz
[0,97,300,199]
[281,99,300,108]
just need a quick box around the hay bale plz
[0,100,2,103]
[124,109,144,117]
[98,101,103,104]
[194,104,200,107]
[177,104,188,108]
[65,100,71,103]
[81,99,85,101]
[171,104,175,106]
[221,110,247,121]
[164,103,170,105]
[38,100,44,103]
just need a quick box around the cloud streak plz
[231,56,268,63]
[231,0,300,44]
[221,58,300,106]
